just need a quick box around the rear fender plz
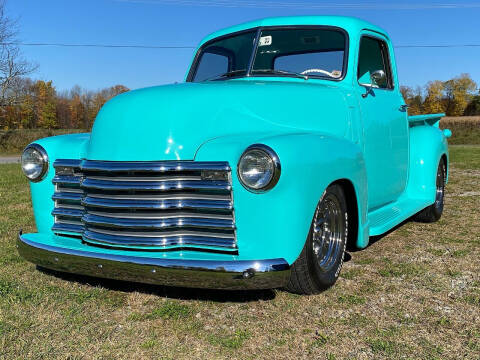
[406,125,449,203]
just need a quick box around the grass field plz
[0,146,479,359]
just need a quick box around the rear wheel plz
[286,184,348,295]
[415,159,446,223]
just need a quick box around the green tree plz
[464,92,480,116]
[35,80,57,129]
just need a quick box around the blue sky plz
[7,0,480,92]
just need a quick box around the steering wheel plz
[300,69,339,78]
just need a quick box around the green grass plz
[449,144,480,169]
[440,116,480,145]
[0,146,479,359]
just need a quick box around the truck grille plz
[52,159,237,253]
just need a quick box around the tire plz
[415,159,446,223]
[286,184,348,295]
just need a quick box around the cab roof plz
[199,16,388,46]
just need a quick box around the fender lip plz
[17,232,290,290]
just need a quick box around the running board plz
[368,198,432,236]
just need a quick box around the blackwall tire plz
[286,184,348,295]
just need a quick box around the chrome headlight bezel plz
[21,144,49,182]
[237,144,281,193]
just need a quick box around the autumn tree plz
[423,80,446,114]
[34,80,57,129]
[400,85,423,115]
[443,73,477,116]
[69,93,85,128]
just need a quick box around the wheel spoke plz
[312,194,345,272]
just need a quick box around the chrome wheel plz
[435,162,446,211]
[312,193,346,272]
[286,184,348,294]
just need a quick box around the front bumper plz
[17,232,290,290]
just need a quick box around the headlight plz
[21,144,49,182]
[237,144,281,192]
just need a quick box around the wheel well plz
[441,154,448,180]
[332,179,358,251]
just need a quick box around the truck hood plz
[87,80,349,161]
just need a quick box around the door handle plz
[399,104,409,112]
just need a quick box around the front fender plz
[195,132,368,264]
[27,134,90,234]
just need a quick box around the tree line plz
[0,1,479,131]
[401,73,480,116]
[0,1,130,130]
[0,79,129,129]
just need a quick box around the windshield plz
[189,27,347,82]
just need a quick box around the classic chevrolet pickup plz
[18,16,450,294]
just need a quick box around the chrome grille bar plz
[81,178,231,191]
[80,160,230,172]
[83,230,236,248]
[51,159,236,253]
[82,214,235,230]
[82,197,233,210]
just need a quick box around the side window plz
[193,52,229,82]
[357,37,393,89]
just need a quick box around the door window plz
[357,36,393,89]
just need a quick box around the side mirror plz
[370,70,386,86]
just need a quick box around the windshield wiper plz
[252,69,309,80]
[204,70,247,81]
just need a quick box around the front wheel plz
[286,184,348,295]
[415,159,446,223]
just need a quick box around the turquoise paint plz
[29,134,90,234]
[22,16,448,266]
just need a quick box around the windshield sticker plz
[259,36,272,46]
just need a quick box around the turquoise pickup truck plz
[18,16,450,294]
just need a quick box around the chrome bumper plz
[17,232,290,290]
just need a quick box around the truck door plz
[356,32,409,210]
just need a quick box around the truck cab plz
[18,16,449,294]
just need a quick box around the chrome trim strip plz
[81,178,231,191]
[85,210,233,220]
[52,192,83,202]
[87,175,202,182]
[83,192,230,201]
[53,176,82,185]
[85,226,235,239]
[83,230,236,248]
[82,214,235,230]
[17,233,290,290]
[82,197,233,210]
[52,208,84,218]
[80,160,230,172]
[52,222,84,234]
[53,159,82,168]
